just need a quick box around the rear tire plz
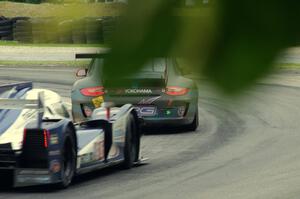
[0,170,13,188]
[185,108,199,132]
[122,114,138,169]
[57,128,76,188]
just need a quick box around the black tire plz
[15,20,31,27]
[1,35,13,41]
[59,36,73,44]
[86,31,103,44]
[11,17,30,22]
[0,170,13,187]
[0,25,12,31]
[57,127,77,188]
[185,108,199,132]
[0,30,12,37]
[0,20,12,26]
[122,114,139,169]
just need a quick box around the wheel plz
[122,114,139,169]
[185,108,199,131]
[57,127,77,188]
[0,19,12,26]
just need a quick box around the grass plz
[0,1,124,18]
[0,60,90,68]
[0,40,107,48]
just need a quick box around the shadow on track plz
[0,164,147,193]
[142,126,200,135]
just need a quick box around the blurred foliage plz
[0,1,124,18]
[104,0,300,93]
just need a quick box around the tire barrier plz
[72,19,86,44]
[0,17,13,41]
[58,20,73,44]
[13,18,32,43]
[102,16,117,44]
[85,17,103,44]
[1,16,120,44]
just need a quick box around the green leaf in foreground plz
[103,0,180,87]
[104,0,300,93]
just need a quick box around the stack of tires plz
[44,18,59,43]
[31,18,47,43]
[58,20,73,44]
[0,17,14,41]
[13,17,32,43]
[102,16,117,44]
[72,19,86,44]
[1,16,120,44]
[85,17,103,44]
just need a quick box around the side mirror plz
[76,69,87,77]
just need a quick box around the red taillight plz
[23,129,27,146]
[80,86,105,97]
[165,86,189,96]
[43,129,50,148]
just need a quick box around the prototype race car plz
[0,82,141,188]
[72,54,199,131]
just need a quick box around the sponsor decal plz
[94,141,104,161]
[16,176,51,183]
[140,107,156,116]
[177,106,186,117]
[138,96,161,105]
[125,89,152,94]
[18,170,49,175]
[108,145,120,158]
[81,153,94,164]
[22,109,36,120]
[77,157,81,169]
[50,134,59,145]
[134,106,156,116]
[50,160,61,173]
[92,96,104,108]
[49,150,60,156]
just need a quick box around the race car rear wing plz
[0,83,45,128]
[75,52,109,59]
[0,92,44,110]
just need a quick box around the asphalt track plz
[1,67,300,199]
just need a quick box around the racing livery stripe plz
[0,87,30,136]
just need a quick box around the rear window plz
[141,59,166,73]
[88,58,104,75]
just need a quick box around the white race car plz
[0,82,142,188]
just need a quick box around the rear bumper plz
[0,167,60,187]
[0,147,62,187]
[143,117,192,127]
[14,168,57,187]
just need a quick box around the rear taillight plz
[165,86,189,96]
[23,129,50,148]
[80,86,105,97]
[23,129,27,146]
[43,129,50,148]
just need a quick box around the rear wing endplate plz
[0,92,45,128]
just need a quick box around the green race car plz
[71,55,199,131]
